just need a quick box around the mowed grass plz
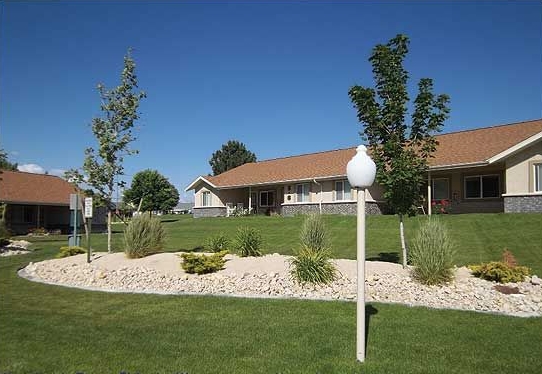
[88,213,542,273]
[3,213,540,372]
[1,248,542,373]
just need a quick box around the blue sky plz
[1,1,541,202]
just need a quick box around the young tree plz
[0,149,17,171]
[209,140,256,176]
[67,49,146,253]
[123,169,179,214]
[349,34,450,267]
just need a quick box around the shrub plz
[0,219,11,246]
[28,227,48,236]
[57,246,86,258]
[290,247,337,285]
[300,213,329,252]
[180,251,227,274]
[409,218,455,285]
[469,261,530,283]
[235,227,262,257]
[205,233,230,253]
[124,214,165,259]
[290,214,336,286]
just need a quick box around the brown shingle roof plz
[192,118,542,189]
[0,170,78,205]
[430,119,542,167]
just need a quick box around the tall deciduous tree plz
[349,34,450,267]
[123,169,179,214]
[67,49,146,252]
[209,140,256,176]
[0,149,17,171]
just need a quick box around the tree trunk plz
[399,214,407,268]
[107,210,112,253]
[137,197,143,213]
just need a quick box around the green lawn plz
[3,213,541,372]
[1,248,542,373]
[57,212,541,273]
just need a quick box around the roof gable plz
[0,170,78,205]
[188,119,542,189]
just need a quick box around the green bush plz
[290,214,336,285]
[469,261,531,283]
[235,227,262,257]
[180,251,227,274]
[409,218,455,285]
[57,246,86,258]
[124,214,165,259]
[300,213,329,252]
[205,233,230,253]
[0,219,10,246]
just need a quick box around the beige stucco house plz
[186,119,542,217]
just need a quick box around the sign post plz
[69,194,80,247]
[84,197,93,263]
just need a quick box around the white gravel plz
[19,252,542,317]
[0,240,32,256]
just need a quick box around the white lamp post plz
[346,145,376,362]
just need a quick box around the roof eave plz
[487,131,542,164]
[209,174,349,189]
[185,176,216,191]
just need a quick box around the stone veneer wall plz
[504,195,542,213]
[282,202,384,216]
[193,207,227,218]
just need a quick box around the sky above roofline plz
[1,1,541,202]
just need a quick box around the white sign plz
[84,197,93,218]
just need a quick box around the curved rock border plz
[18,253,542,318]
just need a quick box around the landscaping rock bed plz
[1,240,32,256]
[19,252,542,317]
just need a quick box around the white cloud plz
[49,168,66,177]
[17,163,46,174]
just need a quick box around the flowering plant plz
[431,199,451,214]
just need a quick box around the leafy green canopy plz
[0,149,17,171]
[349,34,450,215]
[66,49,146,208]
[209,140,256,176]
[123,169,179,213]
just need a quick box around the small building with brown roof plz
[0,170,100,234]
[186,119,542,217]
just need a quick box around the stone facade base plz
[281,202,384,216]
[504,195,542,213]
[193,207,227,218]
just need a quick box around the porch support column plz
[427,171,432,216]
[37,205,41,228]
[248,186,252,214]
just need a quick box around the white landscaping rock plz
[17,252,542,318]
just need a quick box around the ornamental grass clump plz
[205,233,230,253]
[235,227,263,257]
[290,214,337,286]
[409,218,455,285]
[124,214,165,259]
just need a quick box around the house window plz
[260,190,275,207]
[535,163,542,192]
[296,183,310,203]
[464,175,500,199]
[432,178,449,200]
[23,206,34,223]
[201,191,211,206]
[335,180,352,201]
